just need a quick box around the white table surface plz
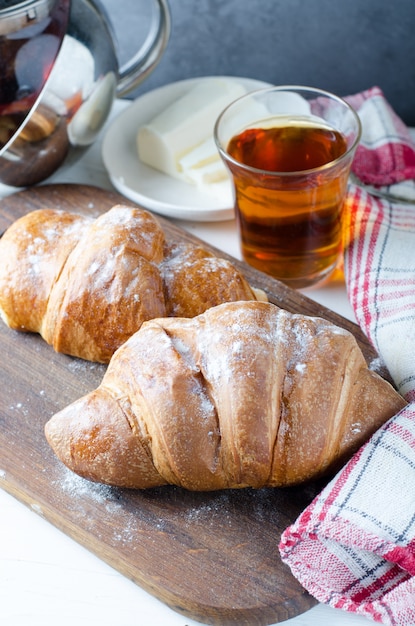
[0,100,369,626]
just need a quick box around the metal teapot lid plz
[0,0,55,35]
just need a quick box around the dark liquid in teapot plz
[0,0,71,150]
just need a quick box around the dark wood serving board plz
[0,184,385,626]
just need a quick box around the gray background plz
[101,0,415,125]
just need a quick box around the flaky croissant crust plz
[45,301,406,491]
[0,205,264,362]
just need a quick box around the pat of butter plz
[179,135,220,172]
[137,78,246,182]
[178,135,228,185]
[186,159,228,186]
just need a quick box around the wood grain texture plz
[0,184,384,625]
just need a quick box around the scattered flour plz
[31,503,43,516]
[57,466,116,505]
[369,356,384,373]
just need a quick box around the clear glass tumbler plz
[214,86,361,289]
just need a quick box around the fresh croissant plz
[0,204,264,362]
[45,301,406,490]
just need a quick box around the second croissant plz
[0,204,264,362]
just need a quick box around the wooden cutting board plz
[0,184,386,626]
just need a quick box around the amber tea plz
[227,122,347,172]
[227,120,348,287]
[215,87,361,289]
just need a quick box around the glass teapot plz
[0,0,170,187]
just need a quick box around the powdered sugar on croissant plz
[0,204,263,362]
[45,301,406,490]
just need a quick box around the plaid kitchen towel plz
[346,86,415,187]
[279,89,415,625]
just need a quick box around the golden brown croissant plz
[45,301,406,490]
[0,204,263,362]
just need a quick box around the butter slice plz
[137,78,246,181]
[179,135,220,172]
[179,135,228,186]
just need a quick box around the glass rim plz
[214,84,362,178]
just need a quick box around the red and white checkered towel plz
[279,88,415,626]
[346,86,415,186]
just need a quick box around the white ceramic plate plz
[102,76,272,221]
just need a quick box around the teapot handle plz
[115,0,171,98]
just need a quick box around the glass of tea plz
[214,86,361,289]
